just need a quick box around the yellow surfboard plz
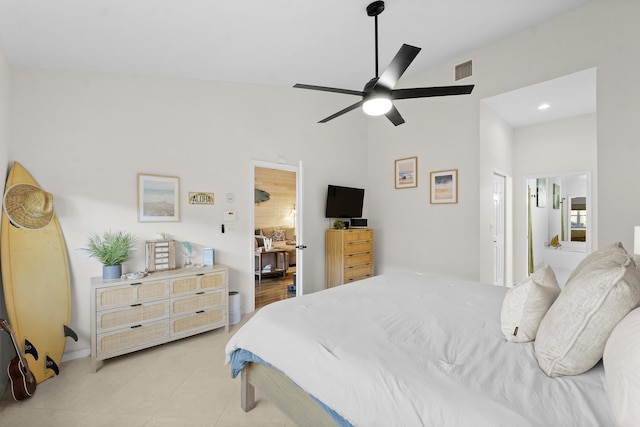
[1,162,76,383]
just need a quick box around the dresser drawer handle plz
[196,310,205,314]
[196,273,205,276]
[130,282,142,286]
[196,291,205,295]
[131,303,142,307]
[131,324,142,329]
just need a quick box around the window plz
[571,209,587,228]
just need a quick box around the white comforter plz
[225,272,615,426]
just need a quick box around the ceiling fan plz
[294,1,474,126]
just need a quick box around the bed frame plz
[241,361,339,426]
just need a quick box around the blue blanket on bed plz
[229,348,352,427]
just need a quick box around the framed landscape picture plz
[430,169,458,204]
[536,178,547,208]
[138,174,180,222]
[553,183,560,209]
[395,157,418,189]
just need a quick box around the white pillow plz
[565,241,623,284]
[501,265,560,342]
[535,242,640,377]
[604,307,640,427]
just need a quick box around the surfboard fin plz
[63,324,78,342]
[45,355,60,375]
[24,339,39,361]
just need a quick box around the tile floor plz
[0,315,293,426]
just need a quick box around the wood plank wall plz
[255,167,296,231]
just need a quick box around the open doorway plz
[253,162,302,309]
[480,67,596,285]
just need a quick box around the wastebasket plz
[229,291,241,325]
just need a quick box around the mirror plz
[526,171,591,282]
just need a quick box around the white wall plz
[8,68,368,357]
[596,3,640,247]
[368,1,637,284]
[366,82,479,280]
[0,48,11,394]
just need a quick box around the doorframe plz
[492,173,506,286]
[250,160,303,311]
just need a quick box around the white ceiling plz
[0,0,595,126]
[482,68,597,128]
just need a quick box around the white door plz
[294,161,304,296]
[493,173,506,286]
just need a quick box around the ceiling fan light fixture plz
[293,1,474,126]
[363,97,392,116]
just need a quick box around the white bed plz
[226,271,622,426]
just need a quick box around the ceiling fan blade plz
[377,44,421,89]
[318,100,364,123]
[294,84,364,97]
[392,85,474,100]
[385,105,405,126]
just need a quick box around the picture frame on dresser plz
[137,173,180,222]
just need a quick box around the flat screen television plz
[325,185,365,218]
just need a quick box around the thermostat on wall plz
[223,210,236,221]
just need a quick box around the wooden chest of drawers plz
[326,229,374,287]
[90,265,228,371]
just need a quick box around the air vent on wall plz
[455,60,473,81]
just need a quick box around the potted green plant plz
[82,230,137,279]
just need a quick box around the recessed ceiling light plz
[538,103,550,110]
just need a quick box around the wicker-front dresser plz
[90,265,228,372]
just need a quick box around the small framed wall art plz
[394,157,418,189]
[137,173,180,222]
[552,183,560,209]
[430,169,458,204]
[536,178,547,208]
